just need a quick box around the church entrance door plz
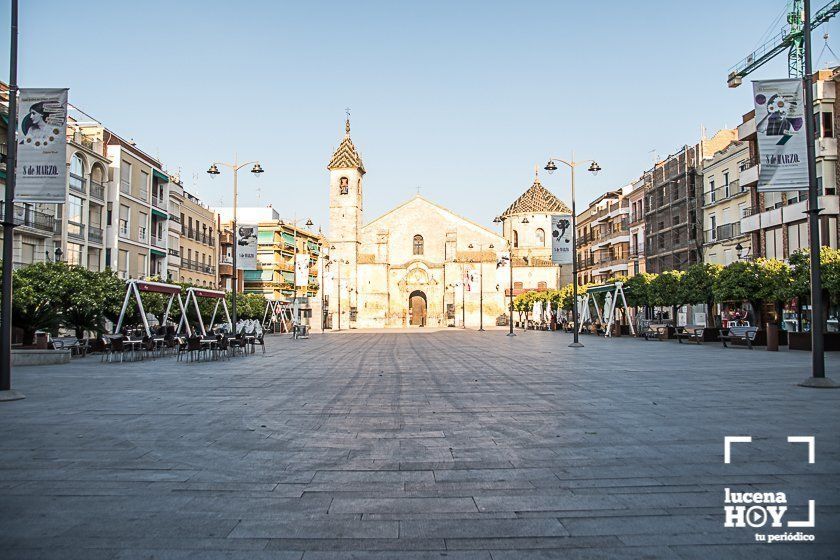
[409,290,427,327]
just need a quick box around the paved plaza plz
[1,330,839,559]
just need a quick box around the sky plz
[3,0,839,232]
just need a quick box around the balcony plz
[120,180,131,196]
[817,136,838,159]
[151,234,166,249]
[737,117,756,141]
[67,221,86,241]
[181,258,215,275]
[69,174,86,194]
[220,231,233,245]
[119,224,130,239]
[89,181,106,201]
[0,203,55,235]
[168,247,180,257]
[88,226,103,244]
[740,162,759,187]
[151,195,168,211]
[704,222,742,244]
[703,180,747,206]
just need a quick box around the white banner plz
[496,251,510,289]
[16,88,68,203]
[295,253,310,287]
[550,214,573,264]
[464,267,477,292]
[235,224,258,270]
[753,79,809,192]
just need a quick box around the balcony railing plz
[119,224,130,238]
[168,247,180,257]
[67,221,86,240]
[0,203,55,234]
[704,222,742,243]
[88,226,103,244]
[704,180,745,206]
[181,258,215,275]
[69,174,86,194]
[151,234,166,248]
[138,228,148,242]
[120,180,131,196]
[151,195,168,211]
[89,181,106,201]
[183,228,216,247]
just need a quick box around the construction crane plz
[727,0,840,87]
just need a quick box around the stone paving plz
[1,330,839,559]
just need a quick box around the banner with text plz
[235,224,258,270]
[550,214,573,264]
[464,267,477,292]
[16,88,69,203]
[753,79,809,192]
[295,253,310,287]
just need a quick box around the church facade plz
[325,120,572,329]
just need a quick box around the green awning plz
[152,208,168,219]
[0,169,5,180]
[152,169,169,182]
[587,283,622,294]
[150,248,166,257]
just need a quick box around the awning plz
[150,248,166,257]
[152,169,169,183]
[152,208,168,219]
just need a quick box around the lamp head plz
[493,216,502,224]
[588,161,602,175]
[251,163,264,175]
[544,160,558,174]
[305,219,313,227]
[207,164,220,175]
[521,217,529,224]
[468,243,474,249]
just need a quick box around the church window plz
[339,177,349,195]
[513,230,519,248]
[536,228,545,246]
[413,234,424,255]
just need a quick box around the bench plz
[675,326,705,344]
[50,337,86,357]
[720,326,758,349]
[642,326,667,341]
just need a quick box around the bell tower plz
[327,117,365,327]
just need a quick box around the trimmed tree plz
[649,270,684,322]
[678,263,723,327]
[713,260,764,324]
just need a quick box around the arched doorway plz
[408,290,427,327]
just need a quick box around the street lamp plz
[494,216,529,336]
[328,245,348,331]
[54,246,63,262]
[468,242,493,331]
[545,152,602,348]
[207,155,264,327]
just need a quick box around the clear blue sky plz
[3,0,838,231]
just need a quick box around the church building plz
[325,120,572,329]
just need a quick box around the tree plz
[678,263,723,326]
[61,267,125,338]
[649,270,684,321]
[12,262,71,345]
[713,260,766,325]
[623,273,655,310]
[754,258,794,325]
[790,246,840,305]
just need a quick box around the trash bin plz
[34,331,48,350]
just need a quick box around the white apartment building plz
[701,140,752,265]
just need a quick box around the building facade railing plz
[88,226,103,244]
[181,258,215,275]
[0,203,55,234]
[89,181,106,201]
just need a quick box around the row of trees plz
[512,247,840,327]
[5,262,267,345]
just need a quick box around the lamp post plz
[468,243,494,331]
[280,217,314,301]
[545,153,601,348]
[328,246,348,331]
[494,216,530,336]
[207,156,264,327]
[0,0,20,399]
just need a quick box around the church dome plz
[500,174,571,217]
[327,118,365,174]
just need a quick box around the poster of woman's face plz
[20,100,62,148]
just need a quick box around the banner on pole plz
[295,253,310,287]
[464,267,477,292]
[550,214,573,264]
[235,224,258,270]
[495,251,510,289]
[752,79,809,192]
[16,88,69,203]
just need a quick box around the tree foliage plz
[649,270,684,308]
